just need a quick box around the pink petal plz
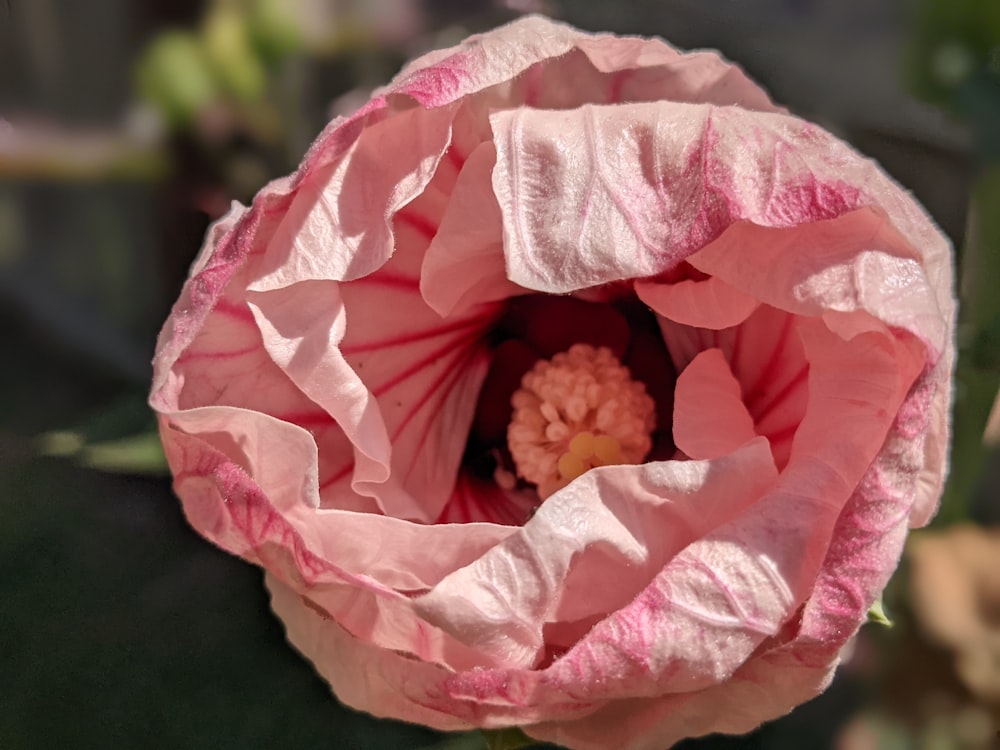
[660,305,810,470]
[249,247,500,522]
[673,348,757,460]
[571,33,779,111]
[635,275,759,329]
[688,209,946,350]
[490,102,950,302]
[910,376,952,527]
[163,406,321,514]
[526,648,837,750]
[151,199,267,403]
[413,439,778,668]
[152,105,381,403]
[421,142,522,316]
[788,344,932,649]
[160,416,529,671]
[269,575,553,732]
[250,103,455,292]
[435,472,538,527]
[388,16,777,112]
[686,210,950,521]
[245,280,392,506]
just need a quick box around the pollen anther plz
[506,343,656,499]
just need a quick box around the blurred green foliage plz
[938,167,1000,523]
[908,0,1000,524]
[134,0,290,130]
[136,30,220,129]
[202,1,268,103]
[247,0,305,62]
[909,0,1000,159]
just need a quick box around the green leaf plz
[202,2,267,103]
[867,597,894,628]
[482,728,537,750]
[79,432,169,475]
[135,30,219,127]
[39,430,169,476]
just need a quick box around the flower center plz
[507,343,656,499]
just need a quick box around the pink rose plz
[150,16,955,750]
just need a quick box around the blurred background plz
[1,1,998,748]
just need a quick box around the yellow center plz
[506,343,655,499]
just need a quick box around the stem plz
[937,164,1000,523]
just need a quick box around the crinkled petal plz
[249,260,499,522]
[525,648,837,750]
[688,209,945,349]
[491,101,949,304]
[385,16,778,112]
[268,574,594,732]
[245,281,393,505]
[250,103,455,291]
[159,416,531,676]
[685,209,951,525]
[414,439,778,668]
[151,104,379,401]
[159,406,518,591]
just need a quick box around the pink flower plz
[150,16,955,750]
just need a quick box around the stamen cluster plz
[507,343,656,498]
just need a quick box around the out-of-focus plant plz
[248,0,304,61]
[134,0,428,134]
[132,0,436,205]
[135,30,221,130]
[909,0,1000,523]
[909,0,1000,159]
[134,0,284,149]
[866,4,1000,747]
[202,0,269,105]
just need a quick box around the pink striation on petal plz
[250,103,455,291]
[660,305,809,469]
[245,280,392,509]
[386,16,778,112]
[491,102,951,311]
[686,209,952,524]
[435,472,538,527]
[249,242,501,522]
[413,440,778,669]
